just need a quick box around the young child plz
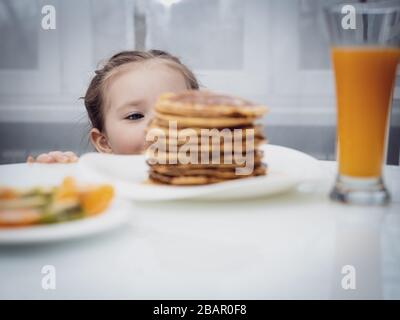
[27,50,199,163]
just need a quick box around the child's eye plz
[125,113,144,121]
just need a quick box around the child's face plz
[102,61,188,154]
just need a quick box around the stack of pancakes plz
[146,90,268,185]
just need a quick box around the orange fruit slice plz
[80,185,114,216]
[54,177,79,201]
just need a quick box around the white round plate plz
[0,200,131,245]
[78,145,324,201]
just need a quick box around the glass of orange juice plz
[324,1,400,205]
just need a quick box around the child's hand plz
[27,151,78,164]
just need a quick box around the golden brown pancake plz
[150,163,267,178]
[146,119,266,140]
[148,137,266,153]
[149,164,267,186]
[146,149,264,166]
[147,159,264,170]
[155,91,268,118]
[149,171,225,185]
[154,112,258,128]
[148,118,265,132]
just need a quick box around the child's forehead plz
[107,59,185,87]
[103,60,187,109]
[111,59,178,77]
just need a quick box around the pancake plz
[149,164,267,186]
[147,137,266,153]
[150,163,267,178]
[146,119,266,140]
[154,112,258,128]
[155,91,268,118]
[149,171,225,185]
[146,149,264,166]
[147,159,264,169]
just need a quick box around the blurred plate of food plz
[0,177,131,244]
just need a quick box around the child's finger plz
[26,155,35,163]
[48,151,69,163]
[63,151,79,162]
[36,154,54,163]
[47,151,63,157]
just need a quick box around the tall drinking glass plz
[324,1,400,205]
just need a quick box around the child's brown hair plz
[84,50,199,132]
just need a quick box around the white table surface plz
[0,161,399,299]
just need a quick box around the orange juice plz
[332,47,400,178]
